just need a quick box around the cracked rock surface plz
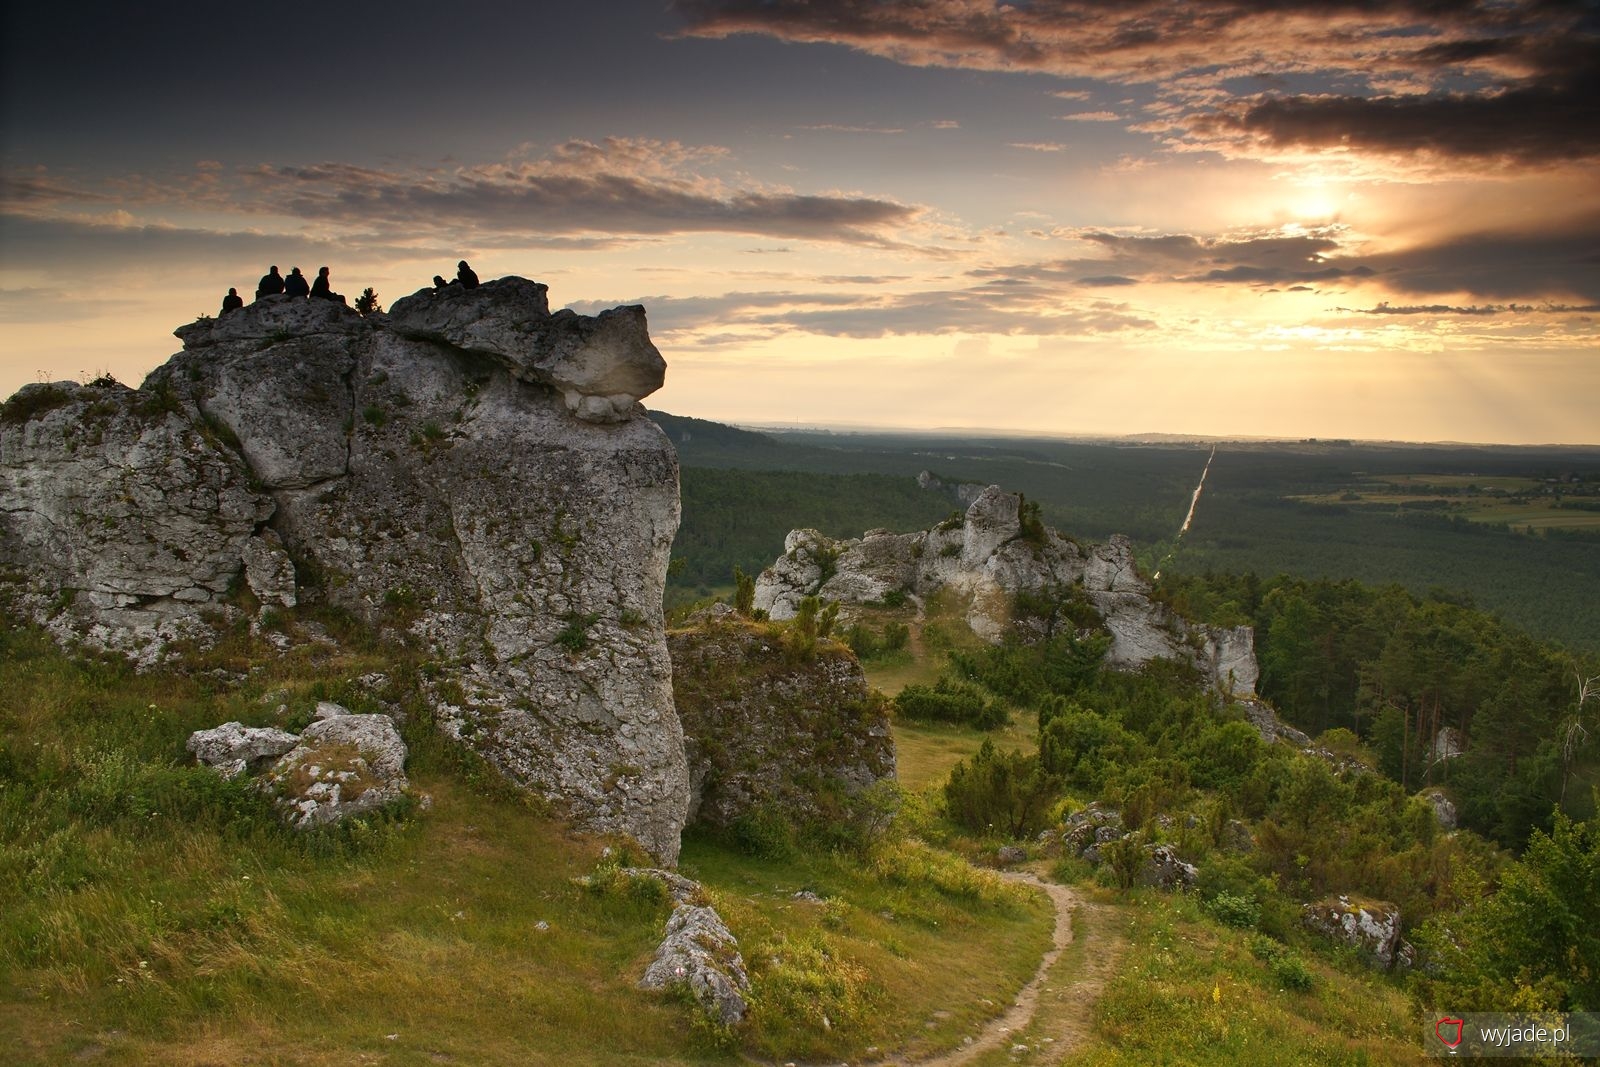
[1,280,688,862]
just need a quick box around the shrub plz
[893,677,1006,729]
[1206,891,1261,929]
[1271,953,1315,992]
[943,740,1062,838]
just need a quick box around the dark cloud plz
[252,140,919,245]
[973,227,1368,289]
[1337,301,1600,316]
[0,213,451,274]
[1357,216,1600,302]
[971,215,1600,302]
[575,281,1152,339]
[677,1,1598,166]
[1190,55,1600,164]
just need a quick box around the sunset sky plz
[2,1,1596,444]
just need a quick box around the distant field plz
[1293,472,1600,534]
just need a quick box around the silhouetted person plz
[456,260,480,289]
[432,275,450,292]
[255,265,284,300]
[284,267,310,298]
[220,288,244,315]
[310,266,346,303]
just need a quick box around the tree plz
[354,287,382,315]
[943,740,1062,838]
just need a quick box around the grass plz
[0,615,1056,1065]
[891,709,1040,793]
[1060,890,1421,1066]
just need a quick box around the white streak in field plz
[1153,445,1215,581]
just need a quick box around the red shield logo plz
[1436,1016,1465,1049]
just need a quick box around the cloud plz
[676,1,1598,168]
[1008,142,1069,152]
[575,281,1152,341]
[972,214,1600,303]
[3,138,924,249]
[1336,302,1600,316]
[972,226,1371,289]
[1056,111,1122,123]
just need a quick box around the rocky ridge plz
[753,485,1258,695]
[1,280,687,861]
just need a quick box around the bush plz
[1206,890,1261,929]
[893,677,1006,729]
[943,740,1062,838]
[1271,953,1315,992]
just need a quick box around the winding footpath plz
[887,870,1126,1067]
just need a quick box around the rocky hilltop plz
[0,281,688,861]
[754,486,1259,695]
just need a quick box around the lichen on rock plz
[1,278,688,863]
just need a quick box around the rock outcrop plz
[1302,895,1414,971]
[753,486,1258,694]
[1,280,688,862]
[627,867,751,1027]
[188,705,413,828]
[669,609,896,831]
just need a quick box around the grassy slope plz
[0,620,1054,1066]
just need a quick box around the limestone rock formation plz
[1302,895,1413,970]
[263,714,411,829]
[753,485,1259,694]
[628,867,751,1027]
[669,613,895,831]
[187,721,301,780]
[1,279,687,862]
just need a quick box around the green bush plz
[1206,890,1261,929]
[893,677,1006,729]
[1271,953,1315,992]
[943,740,1062,838]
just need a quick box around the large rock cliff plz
[0,280,689,862]
[753,486,1258,695]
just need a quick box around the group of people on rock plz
[221,260,482,316]
[432,260,480,292]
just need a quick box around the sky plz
[2,1,1596,445]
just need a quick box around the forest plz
[652,411,1600,651]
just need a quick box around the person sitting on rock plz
[456,260,480,289]
[432,274,451,292]
[255,265,284,300]
[310,266,346,304]
[283,267,310,298]
[220,287,244,315]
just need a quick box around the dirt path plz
[884,870,1125,1067]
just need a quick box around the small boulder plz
[639,903,751,1027]
[1420,788,1457,831]
[187,721,300,780]
[1139,845,1198,891]
[262,714,409,829]
[996,844,1027,867]
[1302,895,1406,970]
[1063,803,1124,857]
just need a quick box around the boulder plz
[187,721,300,780]
[1139,845,1198,891]
[751,486,1260,694]
[1420,788,1458,831]
[1063,803,1125,857]
[1302,895,1409,970]
[262,714,410,829]
[629,867,750,1027]
[996,844,1027,866]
